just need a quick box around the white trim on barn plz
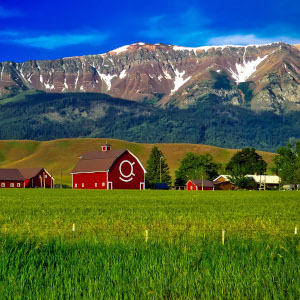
[71,170,109,175]
[108,182,113,190]
[127,150,147,174]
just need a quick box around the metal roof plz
[214,175,231,181]
[246,175,280,184]
[190,179,215,188]
[72,148,146,174]
[79,149,126,160]
[19,168,43,180]
[71,158,117,173]
[71,149,127,174]
[0,169,25,181]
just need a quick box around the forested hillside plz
[0,91,300,152]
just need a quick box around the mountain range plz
[1,42,299,113]
[0,42,300,151]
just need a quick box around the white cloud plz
[206,34,300,46]
[6,32,109,49]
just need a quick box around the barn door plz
[108,182,113,190]
[140,182,145,190]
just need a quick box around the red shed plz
[0,169,25,188]
[19,168,54,188]
[0,168,54,188]
[186,179,215,191]
[71,144,146,190]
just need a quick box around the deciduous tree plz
[175,153,219,186]
[226,148,267,175]
[273,140,300,187]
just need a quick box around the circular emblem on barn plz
[119,160,135,182]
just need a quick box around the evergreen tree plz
[175,152,220,186]
[145,147,172,188]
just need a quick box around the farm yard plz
[0,189,299,299]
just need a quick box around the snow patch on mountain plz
[229,55,268,82]
[172,44,279,54]
[119,70,127,79]
[45,83,55,90]
[171,70,191,95]
[163,69,172,80]
[111,45,130,54]
[98,73,116,90]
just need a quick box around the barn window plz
[102,182,105,187]
[45,175,48,178]
[1,183,4,187]
[95,183,97,187]
[17,183,21,188]
[82,183,84,187]
[75,183,77,188]
[10,183,14,187]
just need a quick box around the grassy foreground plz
[0,190,299,299]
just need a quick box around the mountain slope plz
[0,138,276,185]
[0,91,299,152]
[0,42,299,112]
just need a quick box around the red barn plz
[71,144,146,190]
[20,168,54,188]
[0,169,25,188]
[0,167,54,188]
[186,179,215,191]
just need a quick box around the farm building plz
[214,174,280,190]
[246,175,280,190]
[0,169,26,188]
[71,144,146,190]
[0,168,54,188]
[186,179,215,191]
[213,175,233,190]
[20,168,54,188]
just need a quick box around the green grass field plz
[0,190,299,299]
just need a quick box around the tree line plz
[145,141,300,189]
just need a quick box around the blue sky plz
[0,0,299,62]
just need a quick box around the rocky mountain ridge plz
[0,42,299,112]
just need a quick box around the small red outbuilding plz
[71,144,146,190]
[20,168,54,188]
[0,168,54,188]
[186,179,215,191]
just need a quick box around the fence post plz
[145,229,149,243]
[222,229,225,245]
[72,223,75,232]
[295,227,298,235]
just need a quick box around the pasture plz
[0,189,299,298]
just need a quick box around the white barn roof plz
[246,175,280,184]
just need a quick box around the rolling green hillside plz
[0,138,276,185]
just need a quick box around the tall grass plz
[0,236,299,299]
[0,189,299,298]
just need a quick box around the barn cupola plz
[101,144,112,152]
